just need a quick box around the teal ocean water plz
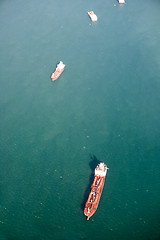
[0,0,160,239]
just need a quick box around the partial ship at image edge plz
[84,162,109,220]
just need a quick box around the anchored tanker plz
[84,162,109,220]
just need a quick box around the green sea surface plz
[0,0,160,239]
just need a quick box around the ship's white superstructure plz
[95,162,109,177]
[56,61,65,70]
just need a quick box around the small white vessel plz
[88,11,98,22]
[118,0,125,3]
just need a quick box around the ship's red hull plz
[84,175,105,220]
[51,68,64,81]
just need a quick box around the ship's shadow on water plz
[81,155,99,211]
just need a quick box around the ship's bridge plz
[95,163,108,177]
[95,169,106,177]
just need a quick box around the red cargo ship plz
[84,162,109,220]
[51,61,65,81]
